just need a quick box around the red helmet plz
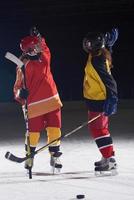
[20,36,39,54]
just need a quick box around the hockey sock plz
[25,132,40,146]
[46,127,61,146]
[25,132,40,156]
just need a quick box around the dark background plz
[0,0,134,102]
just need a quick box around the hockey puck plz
[76,194,85,199]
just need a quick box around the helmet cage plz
[91,35,105,50]
[83,32,105,52]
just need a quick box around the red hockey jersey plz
[14,38,63,118]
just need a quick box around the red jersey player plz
[14,27,63,173]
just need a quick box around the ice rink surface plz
[0,101,134,200]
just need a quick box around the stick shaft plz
[34,114,101,155]
[5,114,101,163]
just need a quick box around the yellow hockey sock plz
[46,127,61,146]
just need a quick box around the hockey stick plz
[5,114,101,163]
[5,51,32,179]
[22,105,32,179]
[5,52,24,68]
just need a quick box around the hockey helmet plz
[20,36,41,56]
[83,32,105,53]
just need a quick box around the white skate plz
[50,152,62,174]
[24,157,34,170]
[95,157,118,176]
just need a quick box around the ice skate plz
[24,157,34,170]
[95,157,118,176]
[94,157,107,166]
[24,144,35,170]
[50,152,62,174]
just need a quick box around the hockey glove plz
[19,88,29,99]
[104,28,119,52]
[103,95,118,116]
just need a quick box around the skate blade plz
[95,169,118,177]
[51,166,61,175]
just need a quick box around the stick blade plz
[5,52,24,68]
[5,151,25,163]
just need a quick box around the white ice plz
[0,139,134,200]
[0,101,134,200]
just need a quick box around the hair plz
[90,47,113,68]
[102,48,113,68]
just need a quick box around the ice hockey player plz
[13,27,63,173]
[82,28,118,175]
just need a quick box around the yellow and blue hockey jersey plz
[83,49,117,112]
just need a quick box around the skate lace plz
[25,158,33,168]
[50,156,60,167]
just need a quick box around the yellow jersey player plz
[83,28,118,174]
